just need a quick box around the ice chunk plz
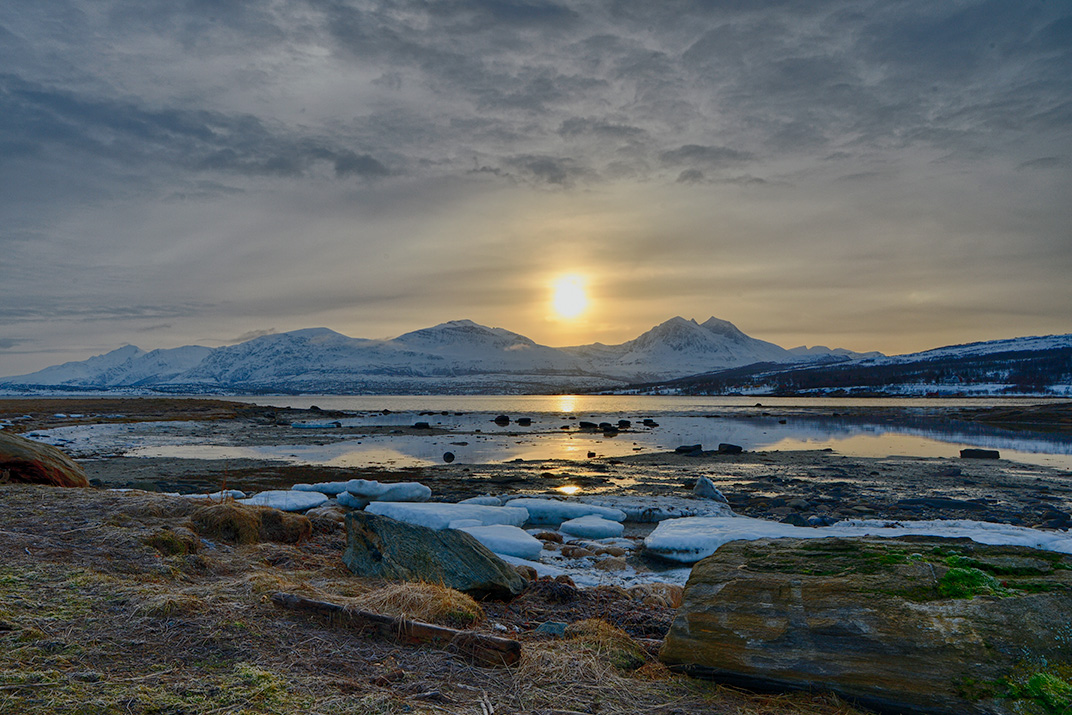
[183,489,247,500]
[644,515,1072,564]
[365,502,529,530]
[693,476,729,503]
[337,492,370,509]
[503,498,626,525]
[293,481,352,495]
[448,519,484,529]
[458,525,544,560]
[239,490,328,512]
[559,515,625,539]
[346,479,431,502]
[460,495,503,506]
[578,495,733,522]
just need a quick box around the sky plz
[2,0,1070,376]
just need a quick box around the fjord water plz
[217,395,1072,470]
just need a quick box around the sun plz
[551,274,588,319]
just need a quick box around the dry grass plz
[350,582,485,628]
[0,484,873,715]
[189,501,311,545]
[564,618,649,670]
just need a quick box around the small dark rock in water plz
[780,513,808,527]
[617,419,631,428]
[560,425,571,430]
[642,418,659,427]
[675,444,703,454]
[961,448,1000,459]
[778,419,787,424]
[578,421,599,430]
[717,443,743,455]
[310,405,322,412]
[442,452,455,463]
[587,451,596,459]
[516,417,532,426]
[413,422,431,429]
[598,422,614,431]
[494,415,511,426]
[602,427,619,437]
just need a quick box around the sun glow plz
[551,274,588,319]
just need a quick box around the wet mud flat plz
[4,397,1072,530]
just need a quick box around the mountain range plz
[2,317,1068,395]
[1,317,869,394]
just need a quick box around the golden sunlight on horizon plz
[550,274,589,320]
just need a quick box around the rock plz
[961,448,1000,459]
[534,531,563,543]
[779,513,808,527]
[343,511,526,600]
[413,421,431,429]
[578,421,599,430]
[660,537,1072,715]
[586,451,596,458]
[788,498,811,511]
[675,444,703,454]
[617,420,631,429]
[0,431,88,488]
[515,564,538,582]
[717,443,743,455]
[534,621,568,638]
[516,417,532,426]
[593,556,628,572]
[442,451,455,463]
[561,545,594,558]
[642,419,659,427]
[693,476,729,503]
[897,497,988,511]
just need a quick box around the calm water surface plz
[206,395,1072,470]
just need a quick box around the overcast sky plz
[2,0,1070,375]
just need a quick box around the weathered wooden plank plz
[270,592,522,667]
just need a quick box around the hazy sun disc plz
[551,275,588,319]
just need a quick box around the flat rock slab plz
[343,511,526,600]
[660,536,1072,715]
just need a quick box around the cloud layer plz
[1,0,1070,374]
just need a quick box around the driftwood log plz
[270,592,521,667]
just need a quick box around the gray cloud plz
[1,0,1070,372]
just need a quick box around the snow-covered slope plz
[565,317,791,381]
[0,316,901,394]
[1,344,213,387]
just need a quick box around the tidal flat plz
[2,397,1071,714]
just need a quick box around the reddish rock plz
[0,431,88,488]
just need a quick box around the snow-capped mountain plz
[0,316,810,394]
[565,317,791,381]
[656,333,1072,397]
[1,344,214,388]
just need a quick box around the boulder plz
[343,511,526,600]
[660,536,1072,715]
[961,448,1000,459]
[0,431,88,487]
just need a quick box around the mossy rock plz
[661,536,1072,715]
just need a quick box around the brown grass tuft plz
[190,502,262,544]
[143,526,201,556]
[189,502,312,545]
[135,593,203,618]
[564,618,648,670]
[351,582,485,628]
[258,508,312,544]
